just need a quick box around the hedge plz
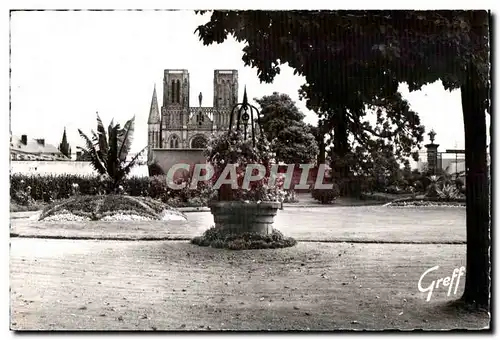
[10,174,208,207]
[10,174,299,208]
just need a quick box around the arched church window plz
[171,80,175,103]
[223,81,229,106]
[170,135,179,149]
[196,111,204,126]
[227,83,232,106]
[176,80,181,104]
[191,135,207,149]
[219,80,225,106]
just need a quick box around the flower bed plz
[191,227,297,250]
[39,195,186,222]
[387,197,466,207]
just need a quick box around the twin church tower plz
[147,69,239,151]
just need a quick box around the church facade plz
[147,69,239,153]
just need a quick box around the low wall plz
[149,149,207,178]
[149,152,324,190]
[10,161,148,177]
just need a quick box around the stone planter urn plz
[208,201,281,235]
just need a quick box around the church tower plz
[162,69,190,148]
[147,85,160,149]
[213,70,238,129]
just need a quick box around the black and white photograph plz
[7,4,492,332]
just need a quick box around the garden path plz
[10,206,484,331]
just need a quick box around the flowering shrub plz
[204,130,283,202]
[12,180,34,206]
[311,184,340,204]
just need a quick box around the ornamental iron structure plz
[229,86,263,147]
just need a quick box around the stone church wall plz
[149,149,207,178]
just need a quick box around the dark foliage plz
[191,227,297,250]
[311,184,340,204]
[10,174,214,208]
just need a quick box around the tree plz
[307,122,328,165]
[254,92,318,164]
[58,127,71,159]
[196,10,491,308]
[78,114,147,193]
[196,12,425,177]
[346,139,403,193]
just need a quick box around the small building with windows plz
[10,134,70,161]
[147,69,239,175]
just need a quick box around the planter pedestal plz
[208,201,281,235]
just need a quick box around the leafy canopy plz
[254,92,318,164]
[196,11,435,167]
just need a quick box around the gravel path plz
[10,238,488,330]
[11,205,484,331]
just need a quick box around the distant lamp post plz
[229,86,262,147]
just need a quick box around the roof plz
[10,135,66,157]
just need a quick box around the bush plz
[148,162,165,176]
[413,180,424,193]
[10,174,216,208]
[123,176,150,197]
[191,227,297,250]
[282,190,298,203]
[385,185,405,194]
[311,184,340,204]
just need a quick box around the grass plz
[191,227,297,250]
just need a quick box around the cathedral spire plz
[59,127,71,158]
[148,84,160,124]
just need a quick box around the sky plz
[10,10,489,156]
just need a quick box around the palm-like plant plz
[436,184,460,200]
[78,114,146,193]
[425,175,440,198]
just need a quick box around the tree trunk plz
[460,61,490,308]
[331,110,350,195]
[317,140,326,165]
